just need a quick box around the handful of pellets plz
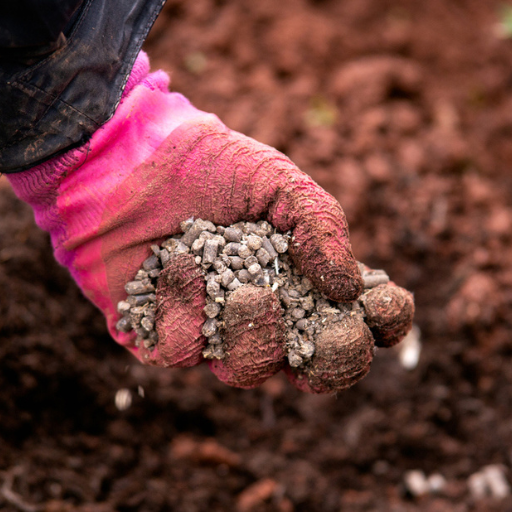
[117,218,414,392]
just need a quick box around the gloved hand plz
[7,51,411,392]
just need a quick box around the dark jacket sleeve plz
[0,0,166,174]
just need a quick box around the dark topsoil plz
[2,0,512,510]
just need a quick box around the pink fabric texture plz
[8,51,212,354]
[7,51,364,388]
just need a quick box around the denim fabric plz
[0,0,165,173]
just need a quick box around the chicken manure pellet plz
[116,218,403,375]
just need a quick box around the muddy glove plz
[7,51,411,392]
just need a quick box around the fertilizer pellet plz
[116,218,396,362]
[125,280,155,295]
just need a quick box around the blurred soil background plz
[2,0,512,510]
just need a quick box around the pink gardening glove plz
[7,52,410,391]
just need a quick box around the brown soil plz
[2,0,512,510]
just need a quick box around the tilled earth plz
[2,0,512,510]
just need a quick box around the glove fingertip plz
[293,247,363,303]
[284,316,374,394]
[208,285,286,388]
[141,254,208,367]
[361,284,415,347]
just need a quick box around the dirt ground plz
[2,0,512,510]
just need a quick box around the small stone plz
[202,318,218,337]
[238,245,253,259]
[151,244,161,256]
[256,248,271,267]
[483,465,510,498]
[227,278,242,291]
[398,325,421,370]
[115,388,132,410]
[224,227,243,242]
[125,280,155,295]
[428,474,446,494]
[116,316,132,332]
[468,472,487,499]
[270,234,288,253]
[229,256,244,270]
[468,465,511,499]
[216,225,226,235]
[204,302,221,318]
[195,256,202,265]
[262,236,278,259]
[247,235,263,251]
[142,254,160,271]
[404,470,429,497]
